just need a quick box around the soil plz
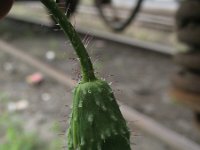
[0,19,200,150]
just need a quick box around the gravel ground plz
[0,19,200,150]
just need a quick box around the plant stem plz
[40,0,96,82]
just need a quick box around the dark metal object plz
[95,0,143,32]
[176,0,200,46]
[176,0,200,28]
[64,0,80,17]
[172,0,200,130]
[15,0,143,31]
[177,26,200,47]
[194,111,200,128]
[5,15,174,55]
[0,0,14,19]
[172,70,200,93]
[174,51,200,70]
[170,87,200,112]
[100,0,111,4]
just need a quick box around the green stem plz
[40,0,96,82]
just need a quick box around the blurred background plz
[1,0,200,150]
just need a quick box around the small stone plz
[26,72,44,85]
[41,93,51,101]
[15,100,29,110]
[3,62,15,73]
[7,102,16,112]
[45,51,55,61]
[7,100,29,112]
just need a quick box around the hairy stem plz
[40,0,96,82]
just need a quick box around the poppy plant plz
[0,0,131,149]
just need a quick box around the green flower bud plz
[40,0,131,149]
[68,80,131,150]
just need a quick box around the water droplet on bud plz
[97,88,102,93]
[83,90,87,95]
[106,129,111,137]
[88,114,94,123]
[97,144,102,150]
[80,137,85,146]
[112,128,118,135]
[102,105,107,111]
[111,115,118,121]
[101,134,105,140]
[109,97,114,101]
[90,138,94,142]
[121,128,126,134]
[78,101,83,108]
[74,117,77,121]
[96,100,100,106]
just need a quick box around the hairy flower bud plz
[68,80,131,150]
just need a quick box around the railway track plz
[6,1,176,55]
[6,16,175,56]
[6,16,175,55]
[78,5,175,30]
[2,1,200,149]
[1,3,200,149]
[0,39,199,150]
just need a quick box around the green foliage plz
[0,92,9,103]
[0,127,44,150]
[49,123,63,150]
[0,115,47,150]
